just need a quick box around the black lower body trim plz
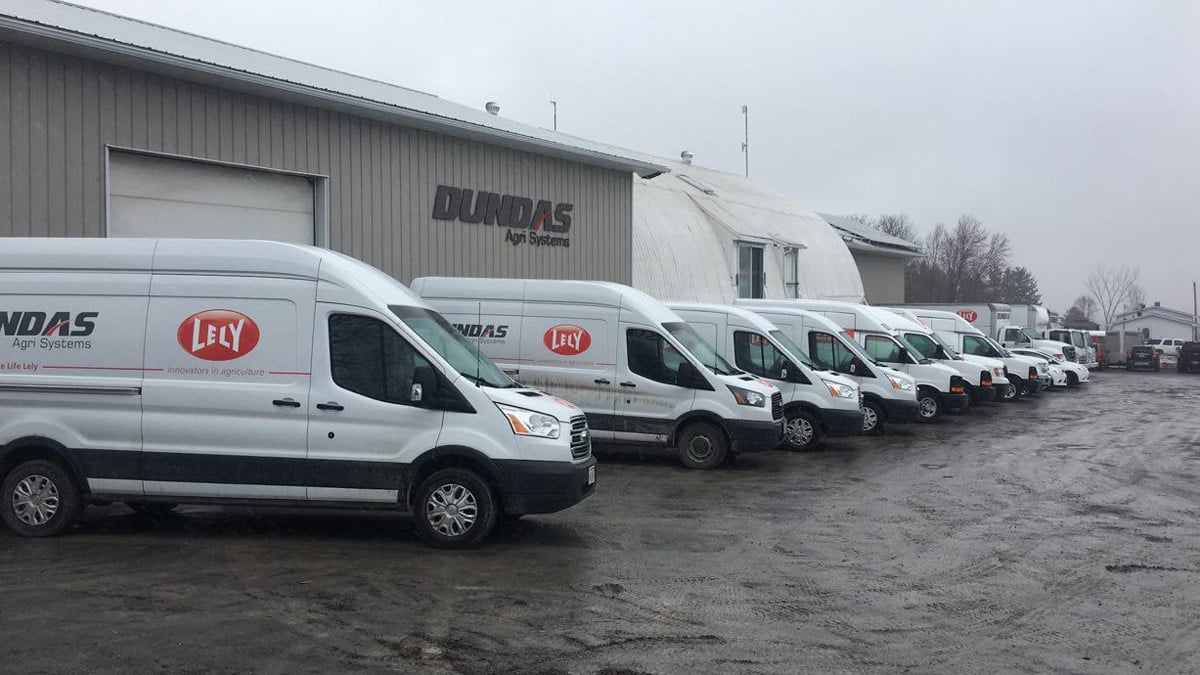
[725,419,784,453]
[882,398,921,424]
[494,457,597,515]
[941,392,970,412]
[822,408,864,436]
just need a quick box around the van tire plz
[999,381,1018,402]
[676,422,729,470]
[1,459,82,538]
[1066,372,1079,388]
[783,409,821,452]
[917,390,941,421]
[412,468,497,549]
[861,400,885,435]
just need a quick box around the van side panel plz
[140,274,315,499]
[0,271,150,494]
[518,303,619,435]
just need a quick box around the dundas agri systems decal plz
[432,184,574,249]
[957,309,979,323]
[178,310,260,361]
[544,325,591,356]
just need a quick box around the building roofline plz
[0,1,668,178]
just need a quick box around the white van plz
[734,304,920,434]
[668,304,862,451]
[896,307,1051,398]
[411,278,783,470]
[741,300,969,421]
[0,239,596,548]
[879,308,1009,404]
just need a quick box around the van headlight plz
[823,379,857,399]
[496,404,560,439]
[889,376,913,391]
[727,385,766,407]
[993,367,1004,378]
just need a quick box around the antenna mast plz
[741,104,749,177]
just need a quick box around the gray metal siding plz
[0,41,633,284]
[852,251,908,304]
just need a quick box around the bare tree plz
[1087,265,1141,327]
[1070,294,1097,321]
[873,213,918,243]
[1127,285,1146,309]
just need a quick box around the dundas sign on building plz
[431,185,575,248]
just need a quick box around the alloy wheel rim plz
[919,397,938,418]
[861,406,878,431]
[785,417,814,448]
[688,435,715,462]
[11,474,60,527]
[426,483,478,537]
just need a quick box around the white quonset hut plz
[632,154,865,304]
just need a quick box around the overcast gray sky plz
[75,0,1200,314]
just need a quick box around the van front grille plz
[570,416,591,460]
[771,392,783,421]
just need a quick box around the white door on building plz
[107,152,316,244]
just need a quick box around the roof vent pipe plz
[485,101,500,116]
[680,150,693,165]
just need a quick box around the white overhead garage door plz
[108,152,315,244]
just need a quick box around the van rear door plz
[141,275,314,500]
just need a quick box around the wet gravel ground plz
[3,370,1200,674]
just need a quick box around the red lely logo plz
[957,309,979,323]
[177,309,260,361]
[544,324,591,356]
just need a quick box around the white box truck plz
[738,300,968,422]
[895,302,1077,363]
[891,307,1053,397]
[876,308,1008,404]
[0,239,596,548]
[1044,328,1098,367]
[411,278,784,470]
[667,303,863,451]
[734,305,920,434]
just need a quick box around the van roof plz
[888,307,984,336]
[410,276,682,326]
[739,299,902,334]
[667,303,779,333]
[0,237,426,307]
[733,303,848,336]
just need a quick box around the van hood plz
[960,354,1004,370]
[719,373,780,395]
[481,385,584,420]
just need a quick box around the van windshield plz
[984,336,1014,357]
[839,331,880,366]
[928,332,962,358]
[1021,328,1041,342]
[663,322,738,376]
[770,330,817,368]
[390,306,516,388]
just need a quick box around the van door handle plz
[619,382,637,388]
[316,402,344,411]
[594,378,611,384]
[272,398,302,408]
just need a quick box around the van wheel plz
[783,410,821,452]
[1,459,82,537]
[127,502,178,516]
[1066,372,1079,388]
[413,468,497,549]
[917,390,941,421]
[861,400,885,435]
[676,422,729,470]
[999,382,1018,401]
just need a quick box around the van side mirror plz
[848,359,860,375]
[412,366,439,407]
[676,360,709,390]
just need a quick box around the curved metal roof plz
[633,157,865,304]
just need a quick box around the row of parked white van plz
[0,240,1088,548]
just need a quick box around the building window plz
[737,244,764,299]
[783,248,800,298]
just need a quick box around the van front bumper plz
[823,408,865,436]
[883,398,922,424]
[497,456,597,516]
[943,391,971,412]
[973,385,998,402]
[726,419,784,453]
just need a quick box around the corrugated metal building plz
[0,0,665,284]
[817,212,923,304]
[633,155,866,303]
